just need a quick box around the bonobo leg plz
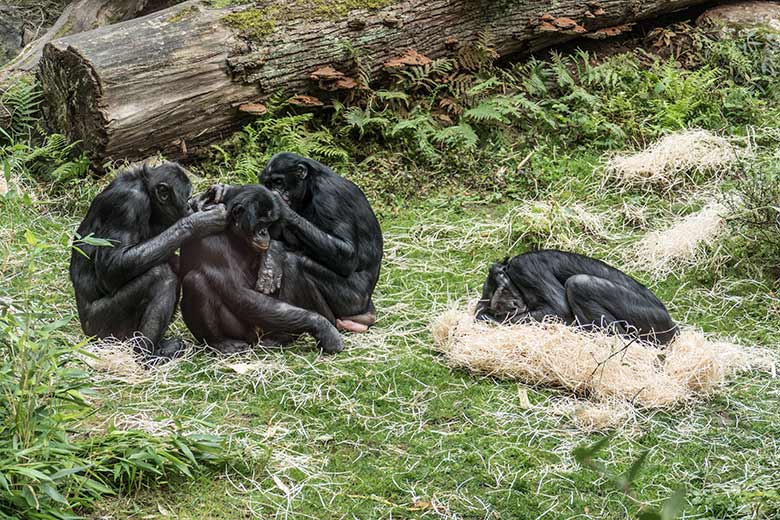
[181,271,253,354]
[82,265,182,358]
[564,274,678,345]
[282,253,376,332]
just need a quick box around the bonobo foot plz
[140,338,186,366]
[336,311,376,333]
[316,326,344,354]
[211,339,252,355]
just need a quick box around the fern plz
[432,123,478,149]
[0,78,43,142]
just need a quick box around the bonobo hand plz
[316,323,344,354]
[192,183,229,211]
[271,190,293,221]
[185,204,227,237]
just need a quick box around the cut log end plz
[39,41,108,159]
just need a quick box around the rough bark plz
[39,0,714,163]
[0,0,177,83]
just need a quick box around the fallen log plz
[0,0,178,84]
[39,0,714,163]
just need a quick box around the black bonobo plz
[198,152,383,333]
[179,185,343,354]
[69,162,227,359]
[476,250,679,345]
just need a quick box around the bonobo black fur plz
[69,162,226,359]
[179,185,343,354]
[476,250,678,345]
[197,152,383,331]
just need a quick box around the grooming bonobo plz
[69,163,227,360]
[476,250,678,345]
[197,152,383,333]
[179,185,343,354]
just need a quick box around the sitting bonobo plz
[179,185,344,354]
[195,152,383,334]
[476,250,679,345]
[69,162,227,360]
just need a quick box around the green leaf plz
[41,483,68,504]
[76,234,115,248]
[573,435,612,467]
[9,466,53,482]
[661,488,686,520]
[617,450,649,491]
[24,229,38,246]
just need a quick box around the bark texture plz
[0,0,175,83]
[39,0,713,163]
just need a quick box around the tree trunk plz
[0,0,177,84]
[39,0,713,164]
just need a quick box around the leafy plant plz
[0,234,232,519]
[574,436,686,520]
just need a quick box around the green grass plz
[2,157,780,518]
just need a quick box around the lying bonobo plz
[476,250,679,345]
[179,185,343,354]
[69,162,227,361]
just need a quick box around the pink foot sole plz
[336,319,370,333]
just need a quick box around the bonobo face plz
[259,152,310,208]
[146,162,192,226]
[487,262,527,321]
[228,186,280,251]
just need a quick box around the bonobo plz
[69,162,227,359]
[179,185,343,354]
[476,250,678,345]
[197,152,383,333]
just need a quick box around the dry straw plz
[432,309,772,415]
[631,199,727,278]
[603,129,741,191]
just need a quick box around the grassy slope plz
[2,150,780,519]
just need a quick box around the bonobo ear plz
[230,203,245,221]
[155,182,171,203]
[295,163,308,180]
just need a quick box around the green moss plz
[307,0,396,19]
[166,5,198,24]
[217,0,397,29]
[223,8,278,39]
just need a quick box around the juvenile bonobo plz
[69,163,227,360]
[197,152,383,333]
[179,185,343,354]
[476,250,678,345]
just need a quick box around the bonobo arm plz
[475,273,498,321]
[510,266,573,323]
[95,205,226,295]
[278,202,357,277]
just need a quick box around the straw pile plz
[631,200,727,278]
[432,309,768,412]
[604,130,739,191]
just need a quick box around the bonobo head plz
[227,186,280,251]
[485,261,527,321]
[141,162,192,227]
[259,152,329,209]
